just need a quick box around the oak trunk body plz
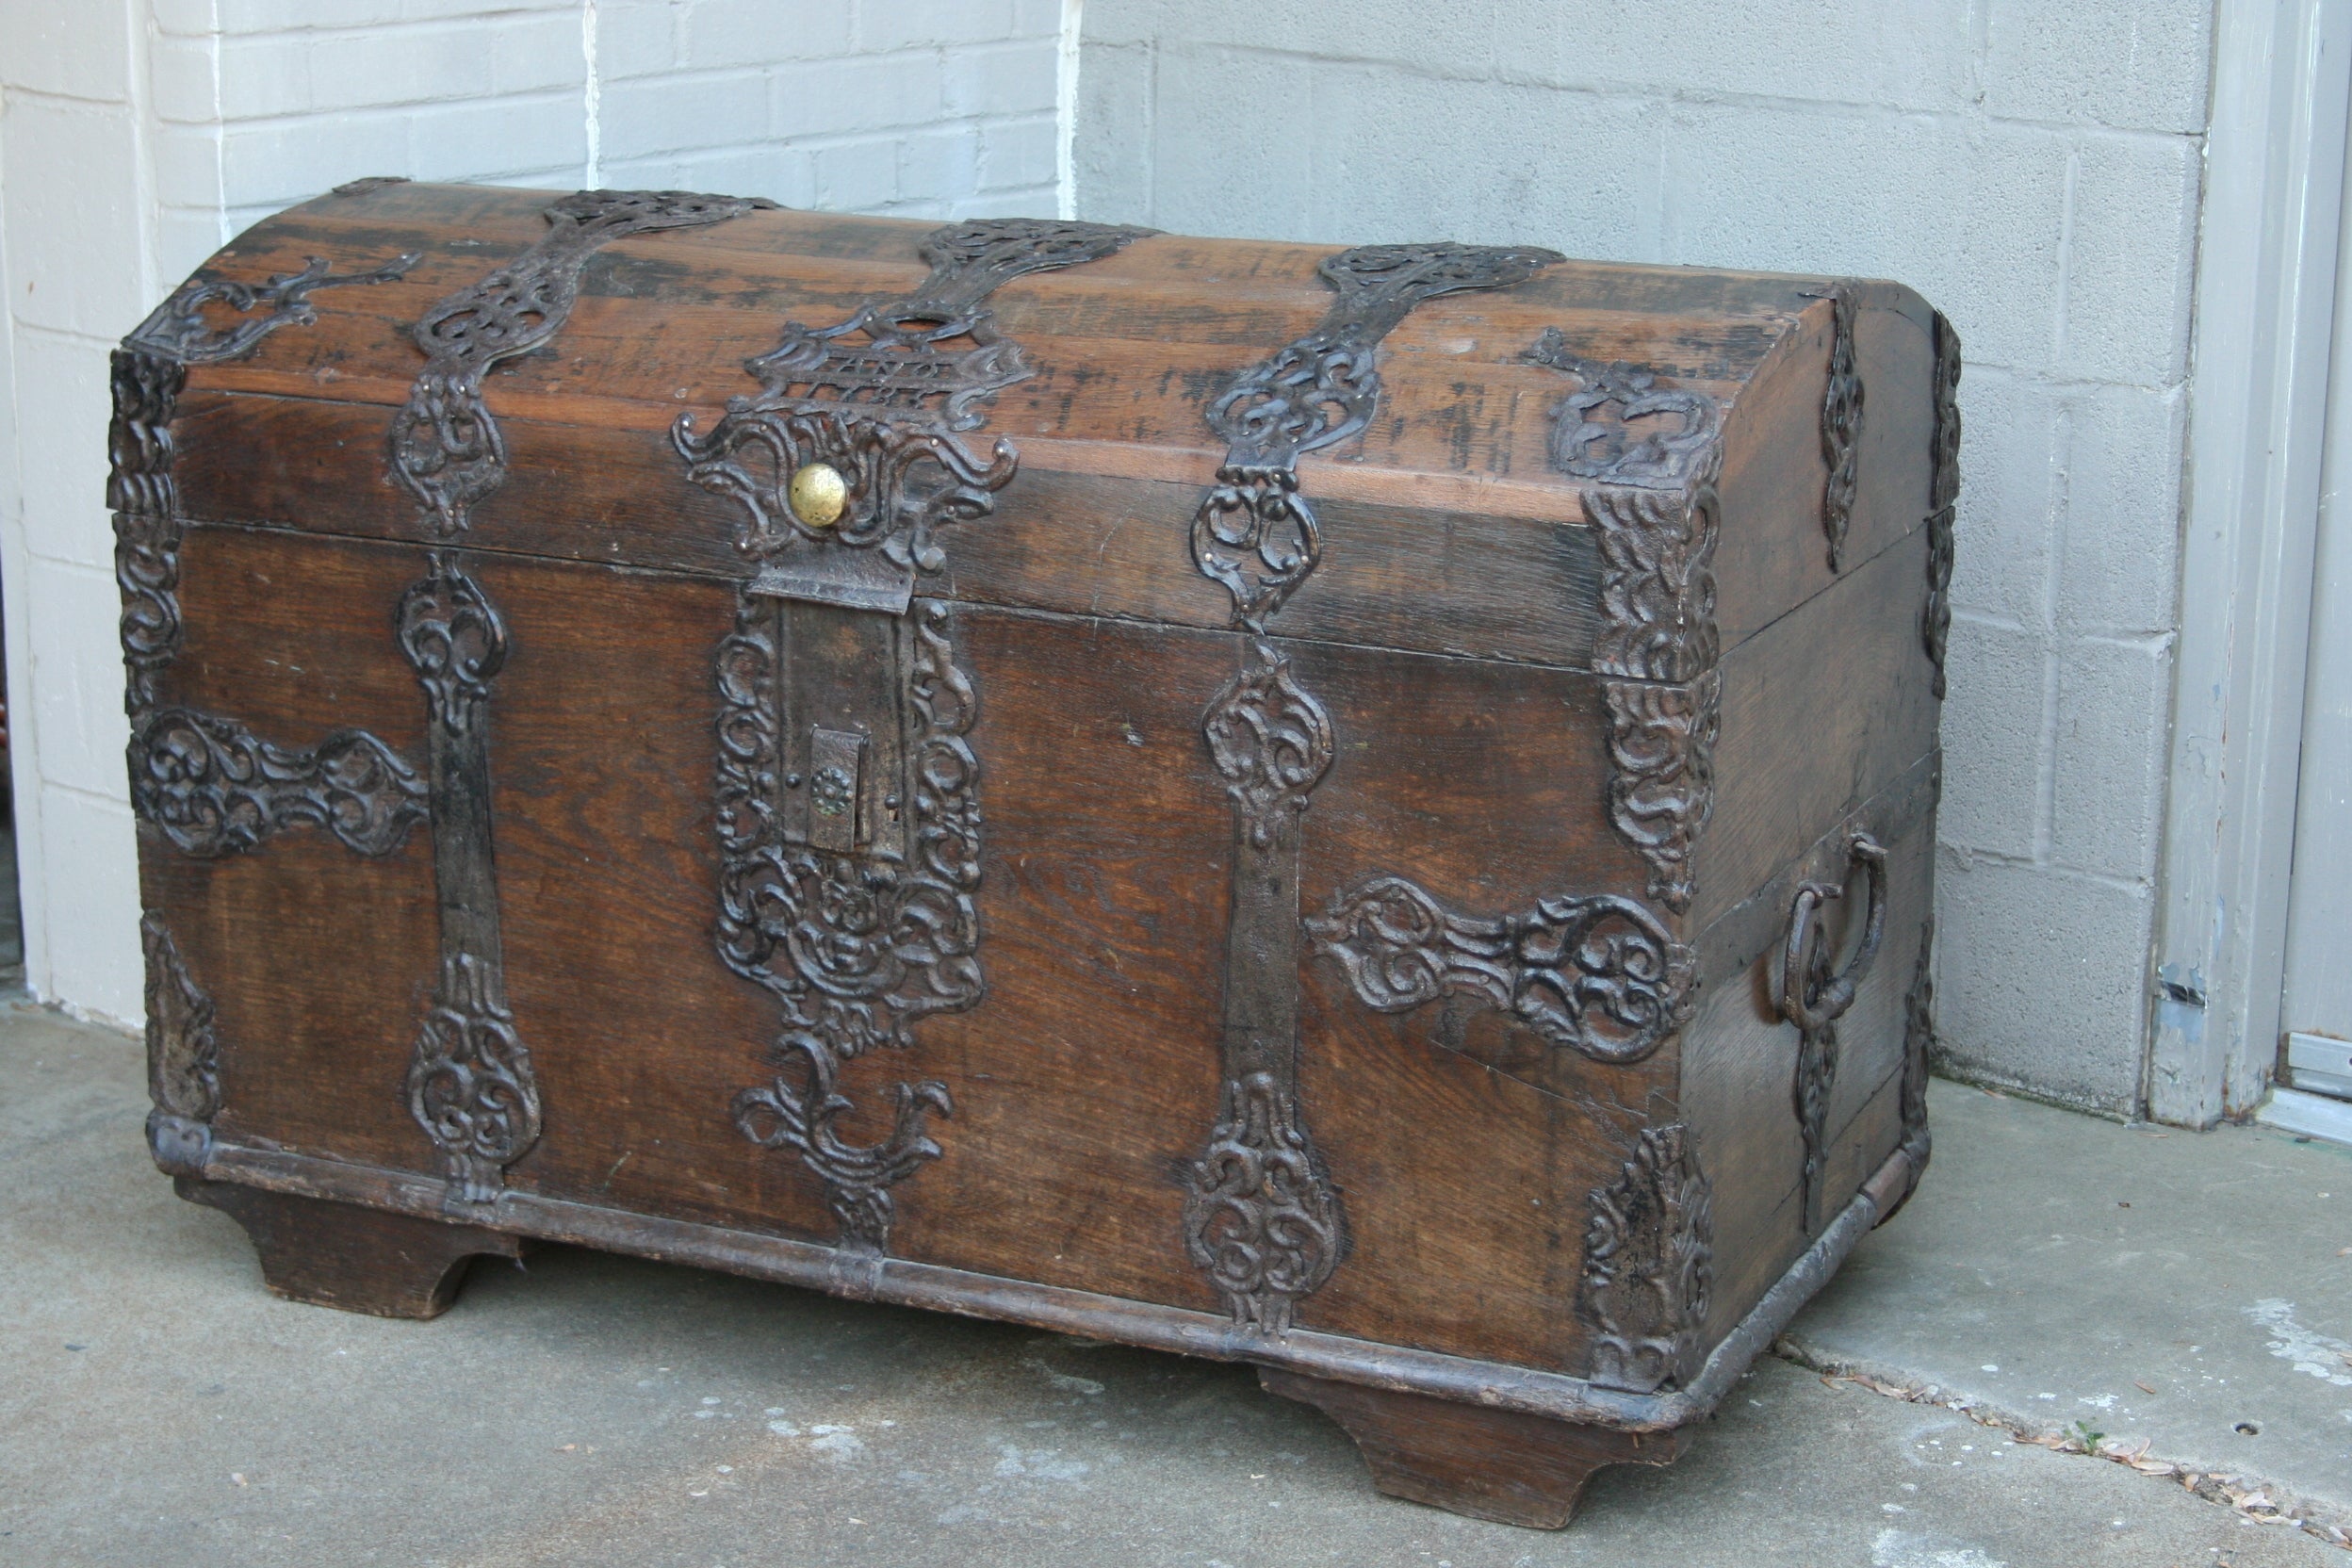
[115,182,1953,1527]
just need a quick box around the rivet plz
[788,462,848,529]
[810,765,856,818]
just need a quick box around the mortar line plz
[1933,841,2148,894]
[580,0,601,189]
[2052,140,2082,369]
[1137,40,2209,145]
[204,0,228,244]
[2032,398,2075,864]
[1054,0,1082,220]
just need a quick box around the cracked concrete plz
[2,1001,2345,1566]
[1786,1077,2352,1538]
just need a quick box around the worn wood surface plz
[1694,521,1943,931]
[168,183,1936,672]
[177,1178,522,1317]
[139,508,1930,1373]
[142,534,1663,1362]
[1680,795,1938,1348]
[1259,1367,1690,1527]
[126,181,1948,1526]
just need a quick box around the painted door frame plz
[2149,0,2352,1126]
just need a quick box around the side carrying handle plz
[1778,832,1887,1031]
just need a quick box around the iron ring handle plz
[1778,832,1888,1033]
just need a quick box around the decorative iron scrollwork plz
[1191,467,1321,634]
[676,219,1152,579]
[115,519,182,720]
[1202,642,1334,848]
[1810,284,1866,572]
[397,559,508,733]
[1179,243,1560,1329]
[1870,917,1937,1230]
[128,707,428,859]
[1579,451,1723,912]
[108,231,557,1203]
[1192,242,1562,632]
[142,911,220,1177]
[111,351,189,717]
[1923,499,1955,700]
[124,253,419,367]
[107,350,184,526]
[1523,329,1722,489]
[394,188,777,535]
[399,552,537,1201]
[718,596,984,1252]
[1183,641,1345,1329]
[1777,833,1887,1233]
[408,952,539,1204]
[1603,673,1721,918]
[1928,312,1962,516]
[1924,311,1961,699]
[686,409,1017,575]
[1589,458,1722,686]
[1307,874,1695,1064]
[1183,1070,1346,1333]
[113,248,432,1181]
[1213,243,1566,472]
[1900,918,1935,1152]
[1580,1122,1713,1395]
[737,1026,956,1251]
[693,220,1144,1253]
[111,248,414,717]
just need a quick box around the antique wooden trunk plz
[116,180,1954,1528]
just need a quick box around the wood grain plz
[1262,1367,1690,1527]
[1680,799,1936,1348]
[177,1178,522,1318]
[171,181,1938,671]
[131,181,1950,1527]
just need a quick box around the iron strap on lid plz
[1182,240,1565,1335]
[392,188,778,537]
[1189,242,1564,635]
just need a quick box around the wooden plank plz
[1716,283,1936,648]
[169,394,1616,665]
[128,180,1951,1428]
[1680,793,1936,1345]
[1693,523,1943,931]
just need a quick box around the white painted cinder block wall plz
[0,0,2212,1117]
[0,0,1062,1026]
[1072,0,2208,1116]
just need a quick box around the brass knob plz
[788,462,847,529]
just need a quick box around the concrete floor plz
[3,998,2347,1567]
[1789,1080,2352,1533]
